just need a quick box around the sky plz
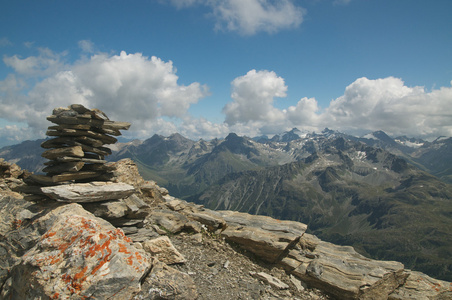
[0,0,451,147]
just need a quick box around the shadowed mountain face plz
[2,129,452,280]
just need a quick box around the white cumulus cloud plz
[0,47,209,142]
[323,77,452,138]
[221,73,452,140]
[223,69,287,125]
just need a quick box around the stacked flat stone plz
[40,104,130,183]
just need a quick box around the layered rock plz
[39,104,130,183]
[152,194,452,300]
[219,210,307,263]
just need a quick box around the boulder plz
[41,181,135,202]
[122,193,150,218]
[218,210,307,263]
[3,203,152,299]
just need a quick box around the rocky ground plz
[2,157,452,299]
[170,232,330,300]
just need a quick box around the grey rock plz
[187,211,227,232]
[137,259,198,299]
[126,228,159,242]
[219,210,307,263]
[82,200,129,219]
[123,193,150,218]
[148,209,190,234]
[41,181,135,202]
[41,145,84,159]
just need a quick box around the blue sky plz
[1,0,451,146]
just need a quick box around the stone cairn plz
[19,104,156,241]
[35,104,131,184]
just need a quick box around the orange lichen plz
[36,215,145,297]
[126,255,134,266]
[74,266,88,281]
[42,231,57,239]
[135,252,142,261]
[12,219,23,229]
[118,243,130,254]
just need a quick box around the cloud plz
[0,37,13,47]
[179,116,230,140]
[285,97,321,131]
[323,77,452,138]
[78,40,95,53]
[223,69,287,125]
[0,47,209,142]
[221,73,452,139]
[1,43,452,145]
[212,0,305,35]
[0,125,36,146]
[165,0,305,35]
[167,0,204,9]
[3,47,67,77]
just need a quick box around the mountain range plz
[1,128,452,280]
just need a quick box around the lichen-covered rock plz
[4,203,151,299]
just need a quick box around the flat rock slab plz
[288,234,406,300]
[218,210,307,263]
[41,182,135,202]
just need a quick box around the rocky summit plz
[1,158,452,299]
[1,106,452,299]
